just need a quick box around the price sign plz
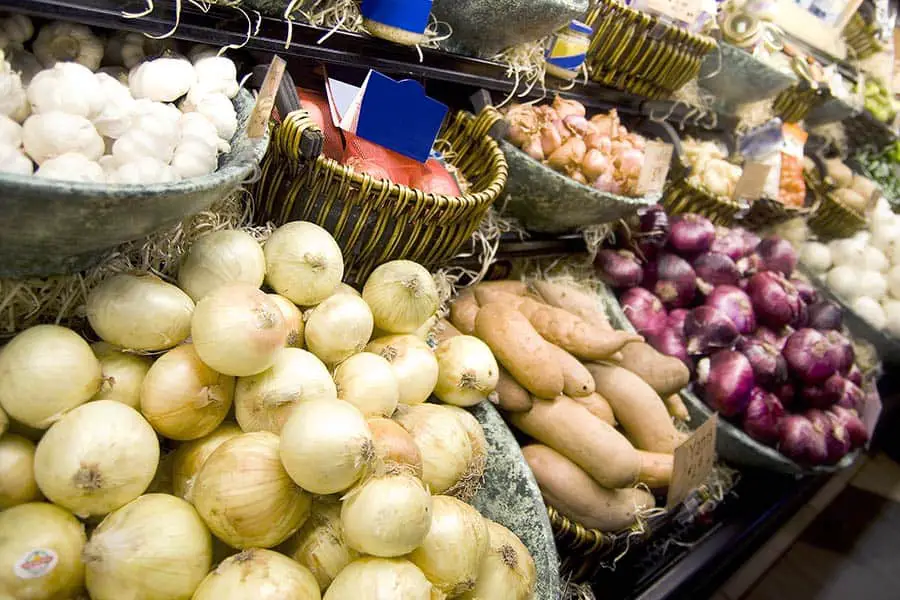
[733,161,773,201]
[667,413,718,509]
[635,141,674,196]
[247,56,286,139]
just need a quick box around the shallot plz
[746,271,805,329]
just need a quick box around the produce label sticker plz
[667,413,718,509]
[733,161,773,201]
[14,549,57,579]
[636,141,674,196]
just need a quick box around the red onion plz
[790,279,819,305]
[824,331,854,375]
[783,328,837,384]
[736,253,763,277]
[773,381,796,409]
[847,364,863,387]
[736,337,787,389]
[756,237,797,276]
[739,229,761,254]
[746,271,805,329]
[668,214,716,255]
[829,405,869,448]
[800,373,845,409]
[807,301,843,331]
[710,227,749,261]
[697,350,755,417]
[693,252,741,292]
[643,253,697,309]
[705,285,756,334]
[752,327,780,346]
[595,250,644,288]
[743,387,785,445]
[779,414,827,465]
[684,306,740,355]
[620,287,667,336]
[668,308,689,334]
[807,409,850,464]
[634,205,670,260]
[648,328,690,366]
[835,378,865,412]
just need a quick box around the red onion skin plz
[747,271,805,330]
[684,306,740,355]
[743,387,785,445]
[736,338,788,389]
[783,328,837,385]
[807,409,850,464]
[595,250,644,288]
[697,350,755,417]
[800,373,845,409]
[668,309,689,334]
[710,227,749,261]
[737,253,763,278]
[634,205,670,260]
[779,414,828,465]
[668,214,716,256]
[753,327,780,347]
[835,378,865,412]
[643,253,697,309]
[791,279,819,305]
[739,229,761,254]
[807,301,843,331]
[620,287,668,336]
[757,237,797,277]
[847,364,863,387]
[705,285,757,334]
[824,331,854,375]
[648,328,691,366]
[694,252,741,292]
[829,406,869,448]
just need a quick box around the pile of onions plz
[0,324,102,429]
[280,499,358,591]
[268,293,305,348]
[191,283,287,377]
[0,433,40,509]
[367,417,424,477]
[170,422,242,502]
[264,221,344,306]
[177,230,266,302]
[192,431,311,548]
[86,274,194,351]
[324,558,436,600]
[333,352,399,418]
[234,348,336,433]
[279,399,374,495]
[139,344,234,441]
[34,400,159,518]
[362,260,440,334]
[460,519,537,600]
[83,494,212,600]
[444,405,489,496]
[304,293,374,365]
[366,335,439,405]
[433,336,499,407]
[341,472,433,556]
[193,549,320,600]
[0,502,87,600]
[91,342,152,409]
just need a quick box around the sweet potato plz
[586,362,681,453]
[616,342,690,399]
[547,344,595,397]
[449,289,479,335]
[523,444,655,531]
[571,392,615,426]
[473,287,526,308]
[495,367,533,412]
[434,319,462,345]
[636,450,673,488]
[531,280,613,331]
[507,395,640,488]
[475,303,564,398]
[664,393,690,422]
[476,280,529,296]
[521,301,643,360]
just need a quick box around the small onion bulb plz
[434,335,499,407]
[362,260,439,334]
[268,293,305,348]
[235,348,336,434]
[86,274,194,351]
[341,472,432,557]
[193,549,320,600]
[459,519,537,600]
[191,283,288,377]
[304,293,374,365]
[171,422,242,502]
[367,417,423,478]
[192,431,311,548]
[280,399,374,495]
[34,400,159,518]
[279,499,359,591]
[334,352,399,417]
[91,342,152,409]
[0,433,41,509]
[365,335,439,405]
[177,230,266,302]
[323,558,436,600]
[264,221,344,306]
[84,494,212,600]
[0,324,102,429]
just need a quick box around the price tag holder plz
[667,413,718,509]
[635,141,674,196]
[733,161,773,201]
[247,56,286,140]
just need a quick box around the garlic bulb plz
[23,111,104,164]
[0,14,34,46]
[107,156,180,184]
[112,99,181,164]
[129,57,197,103]
[92,72,136,139]
[171,137,218,179]
[193,56,240,99]
[33,21,103,70]
[27,61,105,119]
[36,152,104,183]
[0,144,32,175]
[0,50,30,123]
[182,89,237,141]
[0,113,22,146]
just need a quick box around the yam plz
[473,287,527,308]
[521,302,642,360]
[571,392,615,426]
[523,444,655,531]
[664,394,690,422]
[475,304,564,398]
[450,289,479,335]
[548,344,595,397]
[616,342,690,399]
[586,362,681,453]
[476,280,528,296]
[636,450,673,489]
[530,280,613,331]
[494,367,533,412]
[507,395,640,488]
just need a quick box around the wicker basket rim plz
[590,0,716,46]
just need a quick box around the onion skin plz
[835,378,866,412]
[756,237,797,277]
[779,414,827,464]
[0,433,41,509]
[693,252,741,290]
[829,405,869,448]
[268,294,305,348]
[620,287,667,336]
[193,548,320,600]
[366,335,439,406]
[177,229,266,303]
[783,328,836,385]
[791,278,819,305]
[800,373,844,409]
[90,342,152,409]
[746,271,805,330]
[459,519,536,600]
[264,221,344,306]
[393,403,474,495]
[742,388,785,445]
[772,381,797,409]
[824,331,854,375]
[324,557,436,600]
[668,308,689,334]
[367,417,423,478]
[710,227,749,261]
[668,214,715,255]
[736,338,787,389]
[648,327,690,366]
[433,336,499,408]
[697,350,755,417]
[305,293,374,366]
[684,306,739,355]
[847,364,863,387]
[644,253,697,309]
[807,301,843,331]
[807,409,850,464]
[362,260,439,334]
[171,422,242,502]
[705,285,756,334]
[595,249,644,288]
[632,205,670,260]
[279,500,358,591]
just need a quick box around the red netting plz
[341,132,426,186]
[297,88,345,161]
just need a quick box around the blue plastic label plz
[360,0,432,34]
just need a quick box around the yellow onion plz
[362,260,439,334]
[90,342,152,409]
[268,293,305,348]
[177,230,266,302]
[365,335,438,405]
[34,400,159,518]
[140,344,234,440]
[0,433,41,509]
[367,417,423,478]
[333,352,399,417]
[235,348,336,434]
[333,282,361,297]
[192,431,311,548]
[442,405,488,501]
[264,221,344,306]
[0,324,102,429]
[0,404,7,437]
[459,520,536,600]
[408,496,489,596]
[193,548,320,600]
[434,335,499,407]
[280,399,373,495]
[341,472,432,557]
[0,503,86,600]
[84,494,212,600]
[191,283,287,377]
[279,499,358,591]
[171,422,242,501]
[304,293,374,365]
[323,557,436,600]
[86,274,194,352]
[394,403,474,495]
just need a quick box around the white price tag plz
[635,141,674,196]
[667,413,717,509]
[733,162,773,201]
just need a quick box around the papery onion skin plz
[83,493,212,600]
[434,335,499,407]
[34,400,159,518]
[0,502,87,600]
[305,293,374,365]
[178,230,266,302]
[363,260,439,334]
[193,431,311,549]
[90,342,152,409]
[459,519,536,600]
[192,548,321,600]
[443,405,488,501]
[366,335,439,405]
[268,293,305,348]
[279,500,358,591]
[323,557,435,600]
[235,348,337,433]
[140,344,234,441]
[334,352,399,418]
[0,324,102,429]
[367,417,423,477]
[171,422,242,502]
[87,274,194,352]
[264,221,344,306]
[394,403,474,495]
[0,433,41,509]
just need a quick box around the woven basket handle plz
[252,63,324,163]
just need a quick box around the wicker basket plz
[252,107,508,283]
[805,170,868,239]
[843,12,884,60]
[773,83,821,123]
[739,196,814,230]
[661,164,747,226]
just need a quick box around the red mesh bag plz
[341,132,426,186]
[297,88,345,161]
[412,158,461,195]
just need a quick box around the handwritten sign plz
[733,161,773,201]
[635,141,674,196]
[667,413,717,509]
[247,56,286,139]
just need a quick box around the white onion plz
[861,246,890,273]
[235,347,336,433]
[859,270,887,301]
[304,293,374,365]
[264,221,344,306]
[394,403,475,495]
[86,274,194,351]
[443,405,488,501]
[362,260,439,333]
[323,558,436,600]
[34,401,159,518]
[280,399,374,495]
[0,433,40,509]
[434,335,499,407]
[883,298,900,337]
[279,499,358,591]
[367,417,423,477]
[269,293,305,348]
[139,344,234,440]
[0,324,102,429]
[826,265,860,300]
[191,283,287,376]
[365,335,439,405]
[341,472,432,557]
[872,216,900,252]
[0,503,87,600]
[852,296,887,329]
[192,431,311,548]
[333,282,361,297]
[84,494,212,600]
[888,265,900,299]
[193,548,320,600]
[799,241,832,274]
[91,342,152,409]
[459,519,536,600]
[178,230,266,302]
[334,352,399,417]
[171,422,242,502]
